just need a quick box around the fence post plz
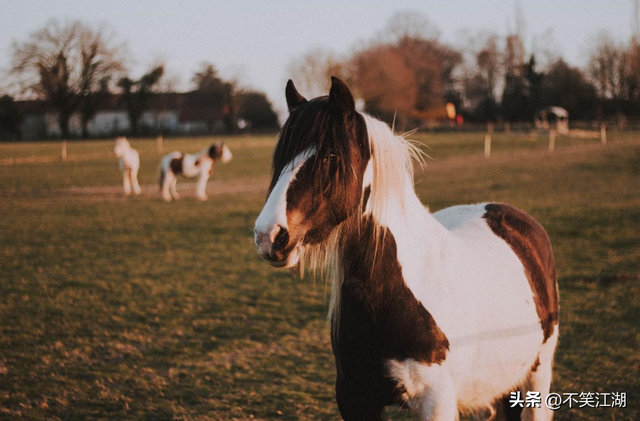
[549,129,556,152]
[61,140,67,161]
[484,132,491,159]
[157,134,163,154]
[600,123,607,146]
[505,122,511,135]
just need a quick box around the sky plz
[1,0,637,116]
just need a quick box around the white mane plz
[299,113,425,326]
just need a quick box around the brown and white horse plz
[254,77,559,420]
[159,143,232,201]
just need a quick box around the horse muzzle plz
[254,225,300,268]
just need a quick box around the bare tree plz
[287,48,346,98]
[11,20,124,138]
[588,32,628,100]
[378,10,440,44]
[78,27,125,137]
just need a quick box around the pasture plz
[1,130,638,420]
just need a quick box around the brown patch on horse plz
[530,356,541,373]
[209,145,223,160]
[333,216,450,414]
[170,157,183,175]
[483,204,559,342]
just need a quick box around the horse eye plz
[324,153,338,163]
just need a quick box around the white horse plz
[114,136,141,196]
[158,143,233,201]
[254,78,559,420]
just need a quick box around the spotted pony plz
[159,143,232,201]
[254,78,559,420]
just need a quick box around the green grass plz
[0,132,639,420]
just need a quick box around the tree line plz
[289,10,640,130]
[0,20,279,139]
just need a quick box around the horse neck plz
[197,147,211,160]
[362,131,446,261]
[120,141,131,154]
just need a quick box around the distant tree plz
[463,35,501,121]
[524,55,544,113]
[80,77,110,138]
[11,20,124,138]
[287,48,346,98]
[541,60,598,120]
[501,34,529,121]
[0,95,20,139]
[77,28,124,137]
[379,10,440,43]
[349,11,462,128]
[238,91,279,130]
[351,45,417,126]
[118,65,164,136]
[625,37,640,115]
[588,33,627,102]
[191,63,238,133]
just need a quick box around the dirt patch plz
[0,152,110,166]
[59,176,269,202]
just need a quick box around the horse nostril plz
[273,226,289,250]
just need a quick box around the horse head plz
[254,77,371,268]
[114,136,129,157]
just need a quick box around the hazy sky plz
[1,0,637,115]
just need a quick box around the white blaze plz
[255,148,315,242]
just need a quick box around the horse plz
[254,77,559,421]
[158,143,232,201]
[114,136,142,196]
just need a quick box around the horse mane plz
[299,113,424,328]
[362,114,425,226]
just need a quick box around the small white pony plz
[159,143,233,201]
[114,136,141,196]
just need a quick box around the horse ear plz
[285,80,307,111]
[329,76,355,117]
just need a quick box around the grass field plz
[1,130,639,420]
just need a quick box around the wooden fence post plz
[549,129,556,152]
[157,134,163,154]
[61,140,67,161]
[484,133,491,159]
[600,123,607,146]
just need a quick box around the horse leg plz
[131,167,141,195]
[162,171,175,201]
[196,173,209,201]
[170,177,180,200]
[335,380,385,421]
[521,326,559,421]
[123,170,132,196]
[387,360,458,421]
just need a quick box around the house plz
[14,92,228,140]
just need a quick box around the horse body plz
[254,78,559,420]
[159,143,232,201]
[114,136,141,196]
